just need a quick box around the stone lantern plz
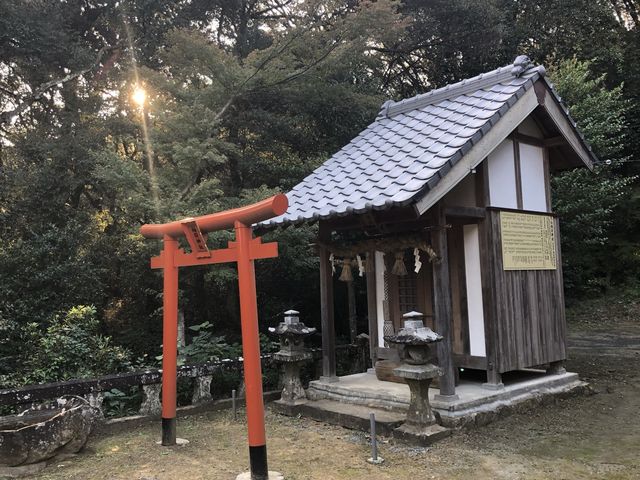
[270,310,316,409]
[384,311,450,445]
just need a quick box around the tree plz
[549,58,637,295]
[0,1,406,374]
[609,0,640,28]
[126,1,404,332]
[375,0,507,97]
[499,0,625,81]
[0,306,131,388]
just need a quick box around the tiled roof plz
[262,56,592,228]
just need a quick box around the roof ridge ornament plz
[380,99,393,118]
[511,55,534,77]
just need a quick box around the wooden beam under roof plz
[544,135,565,147]
[444,206,486,220]
[326,204,422,232]
[536,81,595,170]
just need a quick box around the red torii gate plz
[140,194,288,480]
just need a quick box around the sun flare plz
[132,86,147,107]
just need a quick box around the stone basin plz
[0,397,99,467]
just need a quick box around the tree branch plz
[179,168,204,201]
[259,40,343,90]
[0,85,18,100]
[253,0,296,17]
[0,44,112,127]
[237,25,308,90]
[621,0,640,26]
[214,96,235,122]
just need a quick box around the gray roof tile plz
[261,56,594,228]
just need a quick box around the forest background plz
[1,0,639,387]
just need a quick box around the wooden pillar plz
[476,160,503,389]
[366,250,378,367]
[480,211,503,389]
[547,360,566,375]
[431,204,458,399]
[318,222,337,381]
[347,280,357,344]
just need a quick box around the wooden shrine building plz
[260,56,596,397]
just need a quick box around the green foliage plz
[103,387,142,418]
[0,218,105,339]
[549,58,638,295]
[0,306,131,388]
[180,322,242,365]
[552,166,635,293]
[383,0,508,95]
[209,369,243,400]
[158,322,278,367]
[499,0,625,77]
[548,58,628,160]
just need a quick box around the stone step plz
[283,399,406,436]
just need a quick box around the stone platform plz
[274,398,406,436]
[303,369,588,429]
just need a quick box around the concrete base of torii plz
[236,471,284,480]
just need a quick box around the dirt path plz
[27,295,640,480]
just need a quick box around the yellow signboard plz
[500,211,557,271]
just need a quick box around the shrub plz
[0,305,131,388]
[180,321,242,365]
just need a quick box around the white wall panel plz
[488,139,518,209]
[520,143,548,212]
[463,225,486,357]
[375,251,386,348]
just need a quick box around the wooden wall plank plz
[449,226,463,354]
[452,354,488,370]
[447,225,469,355]
[486,210,567,373]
